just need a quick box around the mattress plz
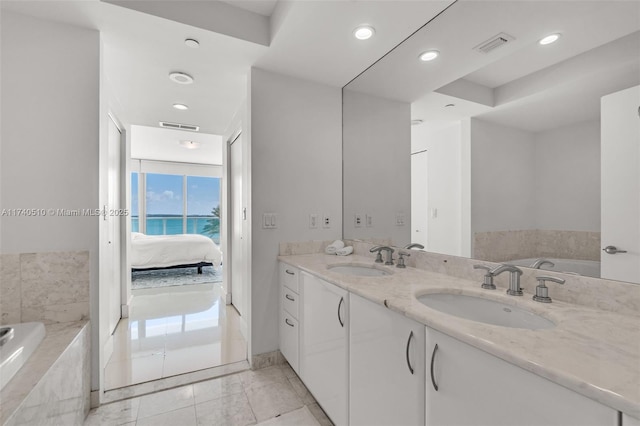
[131,232,222,269]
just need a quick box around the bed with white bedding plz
[131,232,222,274]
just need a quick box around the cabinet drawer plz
[280,263,300,293]
[281,285,299,318]
[280,311,299,373]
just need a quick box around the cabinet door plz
[350,294,425,426]
[425,327,617,426]
[300,272,348,426]
[279,310,299,372]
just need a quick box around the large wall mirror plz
[343,1,640,284]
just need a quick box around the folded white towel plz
[325,240,345,254]
[335,246,353,256]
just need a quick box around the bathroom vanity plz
[278,253,640,426]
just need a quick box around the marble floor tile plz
[104,355,165,390]
[136,405,197,426]
[287,376,316,405]
[137,385,194,419]
[306,403,333,426]
[256,406,320,426]
[280,363,297,379]
[195,392,256,426]
[83,397,140,425]
[239,366,288,391]
[245,379,304,422]
[193,374,245,405]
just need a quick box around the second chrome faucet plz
[474,264,524,296]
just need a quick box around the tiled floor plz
[85,365,333,426]
[105,283,246,390]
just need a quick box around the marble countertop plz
[279,253,640,418]
[0,320,88,425]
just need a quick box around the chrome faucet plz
[473,264,496,290]
[530,258,555,269]
[533,276,565,303]
[491,264,524,296]
[370,246,395,265]
[404,243,425,250]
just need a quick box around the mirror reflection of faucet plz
[370,246,395,265]
[530,258,555,269]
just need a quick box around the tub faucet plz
[491,264,524,296]
[370,246,395,265]
[530,258,555,269]
[404,243,425,250]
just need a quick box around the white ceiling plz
[1,0,455,136]
[357,1,640,134]
[131,126,224,165]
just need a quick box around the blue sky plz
[131,173,220,216]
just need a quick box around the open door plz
[601,85,640,284]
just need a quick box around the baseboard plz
[224,290,231,305]
[90,390,100,409]
[251,350,285,370]
[103,334,114,366]
[121,303,129,318]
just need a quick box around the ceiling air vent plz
[473,32,515,54]
[159,121,200,132]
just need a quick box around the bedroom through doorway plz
[103,125,246,391]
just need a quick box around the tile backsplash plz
[0,251,90,325]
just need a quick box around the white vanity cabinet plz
[425,327,618,426]
[349,294,425,426]
[279,263,300,373]
[300,271,349,426]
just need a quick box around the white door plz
[107,116,122,334]
[601,86,640,284]
[230,135,246,317]
[411,150,428,247]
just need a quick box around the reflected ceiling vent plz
[159,121,200,132]
[473,32,515,54]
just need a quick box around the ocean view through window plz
[131,172,220,244]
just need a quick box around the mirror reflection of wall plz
[343,1,640,282]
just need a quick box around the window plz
[132,170,220,242]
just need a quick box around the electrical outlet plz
[365,214,373,227]
[322,215,331,228]
[309,214,318,229]
[354,214,363,228]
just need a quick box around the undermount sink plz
[327,264,391,277]
[417,292,555,330]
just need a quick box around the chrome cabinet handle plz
[405,331,415,375]
[285,269,295,275]
[285,318,294,327]
[285,294,295,301]
[430,344,439,391]
[337,297,344,327]
[603,245,627,254]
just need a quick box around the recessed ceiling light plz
[179,140,200,150]
[411,119,424,126]
[539,33,561,45]
[354,25,375,40]
[185,38,199,48]
[419,50,440,62]
[169,72,194,85]
[173,103,189,110]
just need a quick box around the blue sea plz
[132,216,220,244]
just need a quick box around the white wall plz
[470,118,536,233]
[411,121,465,256]
[0,9,101,391]
[534,120,600,231]
[249,68,342,356]
[343,89,411,246]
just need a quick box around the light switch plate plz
[365,214,373,227]
[309,214,318,229]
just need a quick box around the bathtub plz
[0,322,46,391]
[507,258,601,278]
